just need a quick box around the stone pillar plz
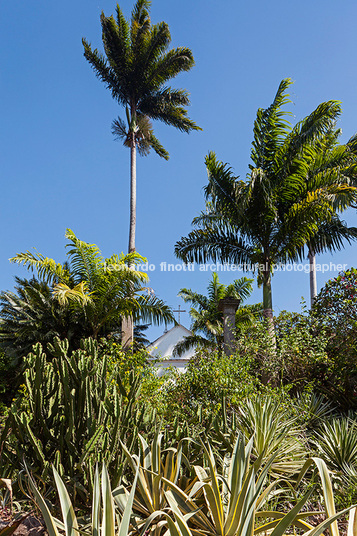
[218,298,241,355]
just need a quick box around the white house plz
[147,324,196,375]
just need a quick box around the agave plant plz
[163,435,357,536]
[211,395,306,478]
[297,457,357,536]
[312,416,357,474]
[293,392,336,428]
[236,395,306,477]
[27,462,194,536]
[160,435,316,536]
[26,463,138,536]
[113,432,195,535]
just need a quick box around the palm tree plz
[299,129,357,306]
[8,229,174,344]
[82,0,201,254]
[175,79,353,333]
[173,272,262,355]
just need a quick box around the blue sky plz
[2,0,357,341]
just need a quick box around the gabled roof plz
[147,324,196,361]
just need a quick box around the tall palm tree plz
[175,79,353,333]
[299,129,357,306]
[82,0,201,254]
[83,0,200,347]
[8,229,174,343]
[173,272,262,355]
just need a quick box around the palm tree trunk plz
[128,137,137,254]
[308,248,317,308]
[262,270,274,329]
[122,136,136,350]
[261,268,277,383]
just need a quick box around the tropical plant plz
[113,432,196,536]
[0,338,154,497]
[295,127,357,305]
[272,310,330,388]
[235,395,306,478]
[28,461,197,536]
[175,79,353,334]
[0,277,81,364]
[174,273,262,356]
[82,0,201,255]
[312,417,357,474]
[296,456,357,536]
[206,393,306,479]
[293,391,336,429]
[161,349,259,423]
[25,436,357,536]
[311,268,357,409]
[8,229,173,344]
[159,434,356,536]
[26,463,139,536]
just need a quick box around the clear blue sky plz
[2,0,357,341]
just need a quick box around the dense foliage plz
[312,268,357,409]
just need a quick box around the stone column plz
[218,298,241,355]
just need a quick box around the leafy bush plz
[159,349,260,424]
[274,310,330,391]
[311,268,357,409]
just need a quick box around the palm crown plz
[82,0,200,160]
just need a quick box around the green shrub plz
[159,349,260,424]
[311,268,357,410]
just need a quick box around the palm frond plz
[175,227,254,265]
[65,229,102,290]
[225,277,254,301]
[9,251,69,285]
[173,335,216,357]
[82,39,127,105]
[178,289,209,310]
[53,282,92,306]
[250,78,293,170]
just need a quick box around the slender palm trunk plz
[122,136,136,350]
[262,270,274,329]
[128,137,137,254]
[308,248,317,308]
[262,266,277,362]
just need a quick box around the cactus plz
[0,338,153,499]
